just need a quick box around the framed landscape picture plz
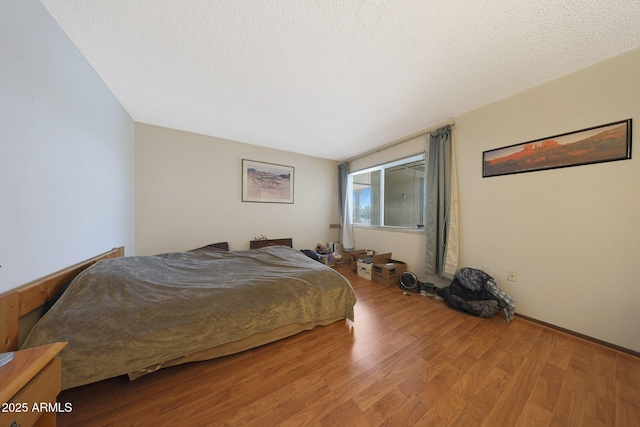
[482,119,632,177]
[242,159,294,203]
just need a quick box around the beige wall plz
[350,47,640,352]
[1,0,135,294]
[456,47,640,352]
[135,123,341,255]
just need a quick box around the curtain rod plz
[344,121,455,163]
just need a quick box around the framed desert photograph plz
[482,119,632,177]
[242,159,294,203]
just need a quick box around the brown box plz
[373,260,407,287]
[356,252,392,280]
[356,262,373,280]
[334,243,352,264]
[349,249,370,273]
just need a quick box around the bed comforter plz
[21,246,356,389]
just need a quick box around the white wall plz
[350,47,640,352]
[0,0,135,294]
[135,123,340,255]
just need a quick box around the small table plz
[0,342,67,427]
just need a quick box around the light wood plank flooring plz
[57,264,640,426]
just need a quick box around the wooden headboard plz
[0,247,124,352]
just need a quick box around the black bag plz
[438,278,501,318]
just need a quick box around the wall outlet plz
[507,270,518,282]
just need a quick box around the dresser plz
[0,342,66,427]
[249,238,293,249]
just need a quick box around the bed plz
[0,245,356,390]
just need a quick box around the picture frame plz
[482,119,632,178]
[242,159,294,203]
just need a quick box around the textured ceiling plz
[40,0,640,161]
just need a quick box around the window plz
[350,154,425,229]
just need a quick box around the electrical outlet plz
[507,270,518,282]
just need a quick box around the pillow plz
[301,249,321,261]
[41,277,75,318]
[190,241,229,252]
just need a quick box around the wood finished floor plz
[57,263,640,426]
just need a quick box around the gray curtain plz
[338,163,354,251]
[425,125,459,278]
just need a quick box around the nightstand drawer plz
[0,357,61,427]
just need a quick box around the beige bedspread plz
[21,246,356,389]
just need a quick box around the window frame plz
[348,153,426,231]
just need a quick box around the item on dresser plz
[0,352,13,368]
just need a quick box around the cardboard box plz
[357,261,373,280]
[356,252,392,280]
[334,243,352,264]
[349,249,370,273]
[373,260,407,287]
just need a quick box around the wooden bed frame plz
[0,247,125,353]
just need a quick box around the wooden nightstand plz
[250,238,293,249]
[0,342,66,427]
